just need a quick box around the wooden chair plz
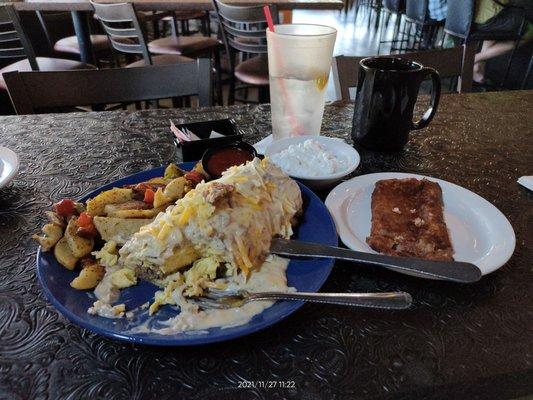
[332,46,474,101]
[4,59,212,114]
[0,5,95,92]
[212,0,278,104]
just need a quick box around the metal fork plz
[190,289,412,310]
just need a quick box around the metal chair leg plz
[377,10,388,53]
[501,39,520,89]
[153,12,160,39]
[521,54,533,89]
[213,48,223,105]
[440,31,446,48]
[171,15,178,37]
[374,1,381,31]
[393,12,402,40]
[354,0,361,21]
[258,86,269,103]
[228,76,236,105]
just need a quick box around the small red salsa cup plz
[201,141,257,179]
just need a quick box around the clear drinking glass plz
[267,24,337,140]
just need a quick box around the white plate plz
[0,146,19,189]
[325,172,516,276]
[265,136,360,189]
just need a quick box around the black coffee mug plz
[351,56,441,152]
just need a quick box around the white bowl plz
[0,146,19,189]
[265,136,360,189]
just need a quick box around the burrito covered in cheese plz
[118,158,302,286]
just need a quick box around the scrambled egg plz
[92,241,119,268]
[110,268,137,289]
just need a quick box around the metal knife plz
[270,238,482,283]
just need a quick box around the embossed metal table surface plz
[0,91,532,400]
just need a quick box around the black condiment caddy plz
[173,118,245,162]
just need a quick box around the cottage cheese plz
[270,139,347,177]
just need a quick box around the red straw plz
[262,6,303,136]
[263,6,275,32]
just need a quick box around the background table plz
[0,91,532,399]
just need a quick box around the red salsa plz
[206,147,255,177]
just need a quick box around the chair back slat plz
[215,2,271,23]
[110,39,143,54]
[0,30,20,42]
[91,2,136,22]
[4,60,212,114]
[101,25,138,37]
[0,47,27,58]
[332,46,473,100]
[212,0,277,62]
[227,38,267,53]
[221,21,268,38]
[0,5,38,69]
[91,1,151,62]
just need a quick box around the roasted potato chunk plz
[65,218,94,258]
[45,211,65,227]
[86,188,133,216]
[107,207,165,219]
[160,246,200,274]
[32,223,63,251]
[164,163,184,179]
[163,177,186,200]
[147,177,170,186]
[70,263,105,290]
[54,236,78,270]
[104,200,149,216]
[153,187,172,208]
[93,217,153,245]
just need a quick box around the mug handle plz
[412,67,441,130]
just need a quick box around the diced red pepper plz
[126,182,162,201]
[76,212,97,238]
[53,199,76,217]
[77,212,92,228]
[144,188,155,204]
[184,170,204,186]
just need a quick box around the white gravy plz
[131,255,292,335]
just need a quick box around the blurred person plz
[420,0,447,48]
[429,0,448,22]
[473,0,533,84]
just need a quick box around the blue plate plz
[36,162,338,346]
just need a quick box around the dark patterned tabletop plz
[0,91,532,400]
